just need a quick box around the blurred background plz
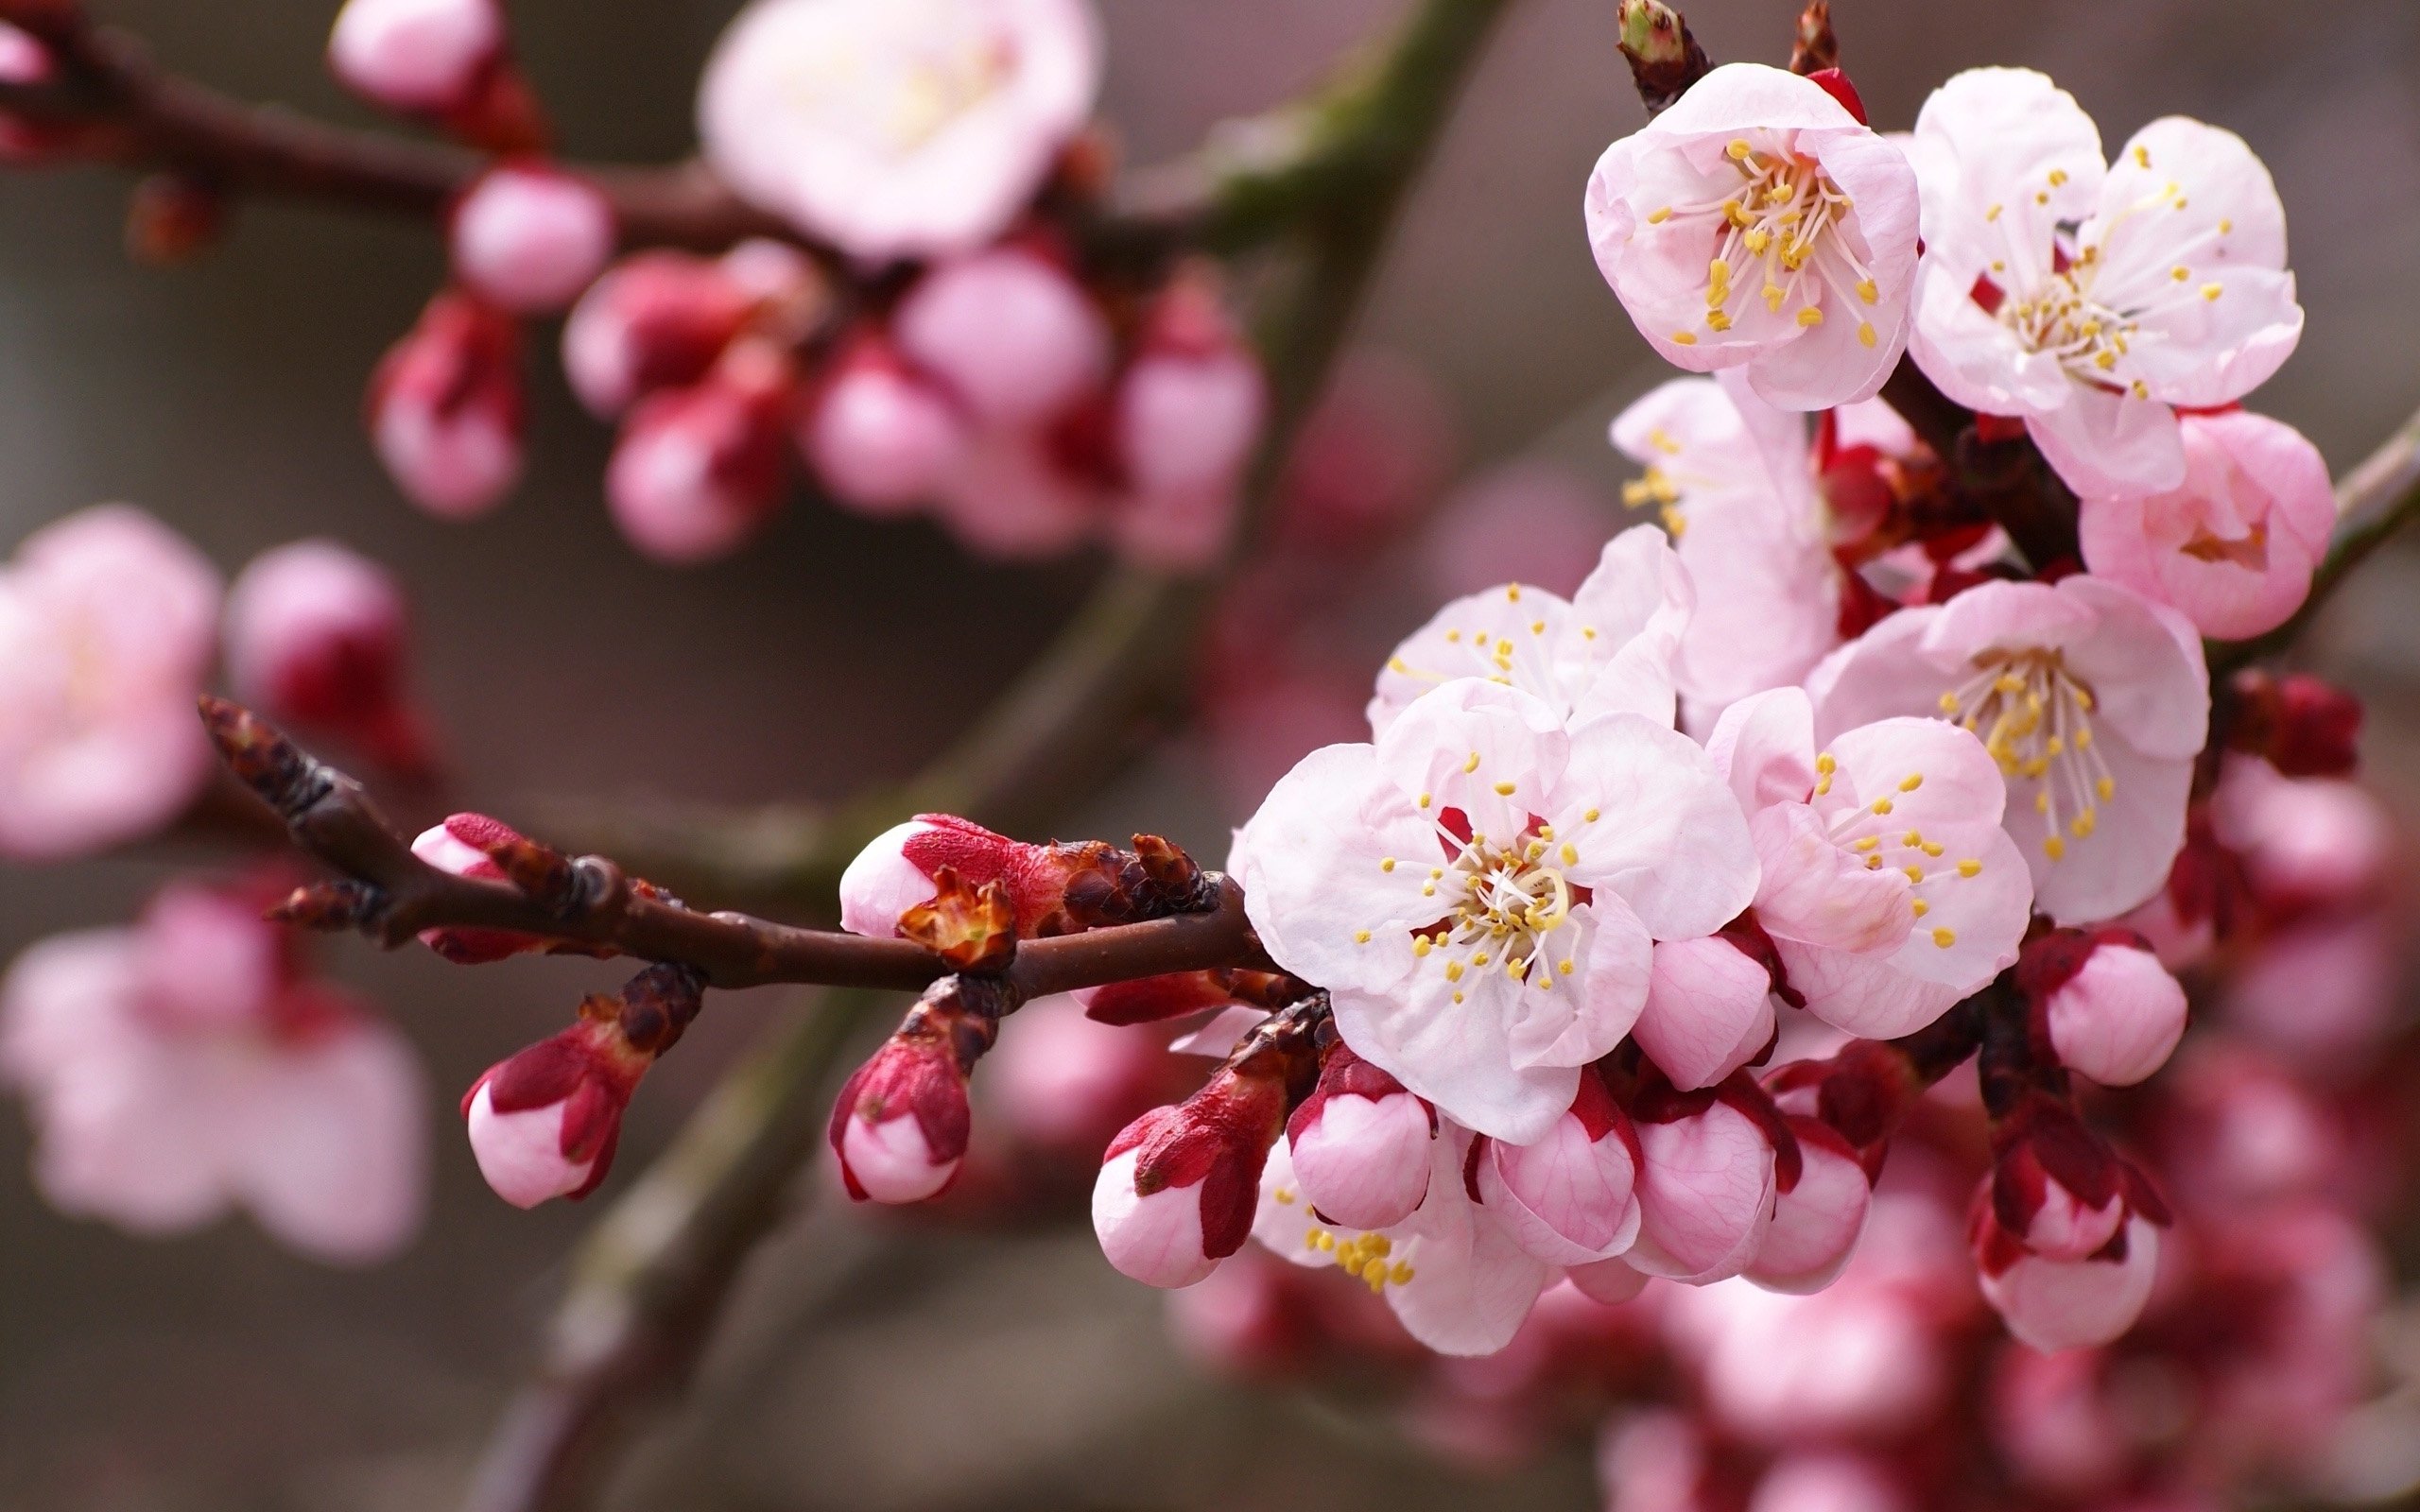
[5,0,2420,1507]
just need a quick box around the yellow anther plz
[2094,351,2118,369]
[1443,629,1461,643]
[2219,217,2233,233]
[1506,584,1521,602]
[2135,145,2152,168]
[1763,284,1786,311]
[1418,791,1432,808]
[2044,834,2066,861]
[1986,202,2003,222]
[1930,928,1957,948]
[1493,781,1516,797]
[1900,773,1924,792]
[1857,278,1878,304]
[2172,266,2190,282]
[1354,928,1374,944]
[1558,959,1574,976]
[1380,857,1396,872]
[1957,858,1981,878]
[1905,866,1925,883]
[1994,674,2024,695]
[2071,810,2097,837]
[1463,751,1480,773]
[1744,228,1772,254]
[1912,899,1930,917]
[1939,692,1962,714]
[1274,1187,1296,1205]
[1671,332,1698,346]
[1727,138,1753,160]
[1852,836,1881,852]
[1413,936,1432,957]
[1471,953,1490,968]
[1583,808,1600,822]
[2035,791,2050,814]
[1923,841,1945,857]
[1903,830,1924,846]
[1815,753,1837,774]
[2203,283,2222,301]
[1707,310,1735,333]
[1858,322,1876,348]
[1530,620,1546,635]
[2048,167,2068,186]
[1388,656,1409,674]
[1444,959,1462,981]
[1871,798,1894,816]
[2097,776,2116,800]
[1560,842,1578,866]
[1797,306,1824,328]
[1647,206,1673,224]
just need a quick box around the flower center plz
[798,9,1015,155]
[1649,136,1882,351]
[1395,816,1584,1004]
[1938,650,2116,862]
[1809,751,1989,948]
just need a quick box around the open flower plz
[0,505,221,860]
[2077,409,2336,641]
[1253,1125,1553,1356]
[0,882,426,1262]
[698,0,1101,263]
[1807,576,2208,925]
[1585,61,1920,410]
[1367,524,1695,734]
[1704,687,2031,1037]
[1235,678,1757,1142]
[1906,67,2301,496]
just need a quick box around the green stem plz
[459,1,1520,1505]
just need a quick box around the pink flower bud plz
[1989,1105,2129,1262]
[893,248,1109,428]
[410,813,548,964]
[1115,280,1263,498]
[224,540,433,777]
[0,23,53,87]
[1744,1118,1871,1294]
[1627,1091,1779,1284]
[1476,1072,1643,1265]
[2025,932,2188,1087]
[838,817,997,936]
[328,0,503,114]
[367,290,524,520]
[838,814,1184,938]
[561,251,756,418]
[1974,1208,2162,1353]
[1749,1454,1911,1512]
[827,1017,975,1204]
[1094,1060,1290,1288]
[801,335,968,515]
[449,165,615,314]
[462,1022,639,1208]
[606,341,793,564]
[1634,935,1777,1091]
[1285,1046,1434,1231]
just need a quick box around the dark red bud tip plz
[127,174,228,266]
[1789,1,1840,76]
[198,696,331,819]
[266,879,383,932]
[1805,67,1865,124]
[474,829,579,910]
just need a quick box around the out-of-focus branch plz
[459,988,873,1512]
[2209,400,2420,675]
[202,697,1273,998]
[451,0,1520,1505]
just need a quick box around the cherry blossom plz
[1632,934,1775,1091]
[1253,1127,1553,1356]
[1625,1088,1777,1284]
[1808,576,2209,925]
[0,505,221,860]
[0,883,426,1262]
[1285,1043,1436,1231]
[2077,409,2336,640]
[1906,68,2302,495]
[697,0,1101,263]
[605,339,794,563]
[449,164,616,314]
[465,1022,639,1207]
[2019,928,2188,1087]
[1703,687,2031,1037]
[1471,1070,1644,1265]
[1746,1119,1871,1293]
[1366,524,1695,735]
[1234,677,1756,1143]
[1586,62,1921,410]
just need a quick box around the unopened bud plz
[828,976,1008,1203]
[1625,1073,1780,1283]
[896,867,1015,971]
[225,540,435,778]
[367,289,524,520]
[1475,1069,1642,1265]
[2228,669,2361,778]
[410,813,550,963]
[1615,0,1709,115]
[1285,1044,1434,1231]
[449,164,615,314]
[1988,1097,2130,1262]
[2020,928,2187,1087]
[1743,1116,1869,1293]
[1115,272,1263,500]
[562,250,756,418]
[894,247,1110,429]
[801,334,968,515]
[1634,934,1778,1091]
[606,339,793,564]
[838,815,1210,940]
[328,0,504,114]
[1972,1204,2161,1353]
[461,969,700,1208]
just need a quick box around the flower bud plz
[1094,1017,1312,1288]
[1973,1206,2162,1353]
[449,164,615,314]
[1634,934,1777,1091]
[460,971,697,1209]
[838,815,1208,939]
[225,541,434,777]
[2021,929,2187,1087]
[1749,1454,1910,1512]
[1476,1071,1643,1265]
[893,248,1110,428]
[367,289,524,520]
[1115,274,1263,499]
[828,977,1006,1203]
[561,251,757,418]
[328,0,503,114]
[1744,1117,1870,1294]
[1988,1100,2130,1262]
[1285,1045,1434,1231]
[2227,670,2362,778]
[606,340,793,564]
[410,813,549,963]
[1626,1079,1780,1284]
[801,335,968,515]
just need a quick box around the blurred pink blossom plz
[449,164,616,314]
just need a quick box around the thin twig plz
[201,697,1274,999]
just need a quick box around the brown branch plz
[200,696,1275,999]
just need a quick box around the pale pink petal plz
[1634,936,1775,1091]
[1093,1146,1216,1288]
[2046,942,2188,1086]
[1704,686,1818,816]
[1629,1102,1777,1283]
[1980,1216,2161,1352]
[1745,1133,1870,1294]
[233,1020,427,1263]
[1555,713,1760,940]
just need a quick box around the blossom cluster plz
[320,0,1264,567]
